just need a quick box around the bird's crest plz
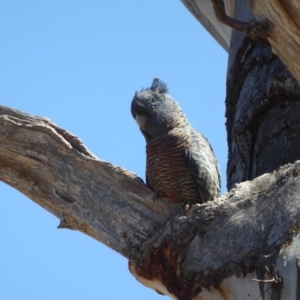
[150,78,168,93]
[135,78,168,96]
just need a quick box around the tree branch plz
[2,105,300,299]
[210,0,273,40]
[0,105,181,258]
[182,0,300,85]
[129,159,300,299]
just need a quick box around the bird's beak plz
[135,114,147,130]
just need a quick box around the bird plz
[131,78,221,205]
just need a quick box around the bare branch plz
[2,105,300,299]
[210,0,273,40]
[0,105,181,258]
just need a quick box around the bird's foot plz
[182,202,194,216]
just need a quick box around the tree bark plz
[2,104,300,299]
[225,0,300,189]
[2,1,300,300]
[0,105,181,257]
[181,0,300,84]
[249,0,300,84]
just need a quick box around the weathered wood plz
[250,1,300,84]
[210,0,273,40]
[178,1,300,299]
[2,2,300,299]
[180,0,235,51]
[225,2,300,189]
[130,161,300,299]
[182,0,300,85]
[1,105,300,299]
[0,105,181,258]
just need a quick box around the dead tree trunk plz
[225,0,300,190]
[223,1,300,299]
[2,1,300,300]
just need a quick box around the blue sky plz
[0,1,228,299]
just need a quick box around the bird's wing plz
[185,129,221,203]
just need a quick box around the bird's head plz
[131,78,188,141]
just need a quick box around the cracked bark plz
[226,7,300,191]
[2,104,300,300]
[0,105,181,257]
[222,1,300,299]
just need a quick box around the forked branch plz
[1,105,300,299]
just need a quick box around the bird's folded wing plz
[184,129,221,203]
